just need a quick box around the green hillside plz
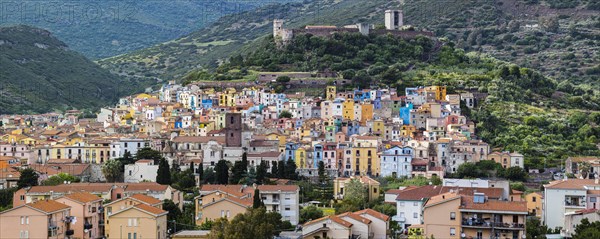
[98,0,402,81]
[0,25,151,114]
[100,0,599,91]
[0,1,296,59]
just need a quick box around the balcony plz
[84,223,93,230]
[462,220,525,230]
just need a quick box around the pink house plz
[0,199,73,239]
[56,192,103,239]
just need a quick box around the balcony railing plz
[462,220,525,230]
[84,223,93,230]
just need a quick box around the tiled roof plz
[545,179,598,189]
[130,194,162,205]
[27,200,70,214]
[257,185,299,192]
[304,215,353,228]
[63,192,102,203]
[353,208,390,222]
[338,212,371,224]
[134,203,167,216]
[460,196,527,213]
[27,183,114,194]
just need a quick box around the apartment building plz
[0,199,73,239]
[55,192,103,239]
[543,179,600,229]
[195,184,300,226]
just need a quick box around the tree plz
[456,162,481,178]
[300,205,323,223]
[253,189,263,209]
[190,162,195,176]
[271,162,278,177]
[208,207,284,239]
[343,178,367,209]
[503,166,528,181]
[42,173,80,186]
[231,161,247,184]
[241,152,248,169]
[573,218,600,239]
[430,175,442,185]
[116,151,135,167]
[278,111,292,119]
[135,147,164,163]
[373,203,396,217]
[276,75,291,83]
[203,167,216,184]
[318,161,326,183]
[215,160,229,184]
[278,160,286,179]
[285,159,298,180]
[102,159,122,183]
[526,217,548,239]
[256,161,268,184]
[579,162,592,179]
[163,199,182,232]
[17,168,38,188]
[198,163,204,181]
[157,158,172,185]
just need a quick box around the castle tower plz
[273,19,284,39]
[225,113,242,147]
[326,86,337,101]
[384,10,403,30]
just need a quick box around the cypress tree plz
[271,162,278,177]
[215,160,229,184]
[256,161,267,184]
[278,160,286,179]
[252,188,263,209]
[156,158,172,185]
[190,162,195,175]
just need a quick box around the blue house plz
[313,144,323,168]
[201,99,213,109]
[285,142,299,162]
[399,103,413,125]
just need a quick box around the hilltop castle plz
[273,9,432,44]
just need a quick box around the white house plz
[380,146,413,178]
[124,160,159,183]
[110,138,148,159]
[543,179,600,230]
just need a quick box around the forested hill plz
[0,25,151,114]
[186,32,600,171]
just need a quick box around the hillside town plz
[0,7,598,239]
[1,77,586,239]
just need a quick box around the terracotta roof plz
[574,208,598,214]
[460,196,528,214]
[26,183,114,194]
[121,182,169,192]
[63,192,102,204]
[425,192,461,207]
[247,151,282,158]
[27,200,70,214]
[545,179,598,190]
[304,215,353,228]
[338,212,371,224]
[396,185,444,201]
[353,209,390,222]
[171,136,225,144]
[133,203,167,216]
[200,185,252,197]
[130,194,162,205]
[257,185,299,192]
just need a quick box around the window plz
[413,213,418,218]
[400,212,405,218]
[399,202,405,207]
[20,216,24,224]
[20,195,24,201]
[450,228,456,236]
[128,218,138,227]
[450,212,456,220]
[532,196,537,202]
[591,197,597,203]
[285,206,291,211]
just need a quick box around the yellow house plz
[525,192,543,218]
[219,88,237,107]
[400,125,417,138]
[373,119,385,135]
[265,132,287,148]
[326,86,337,101]
[19,137,37,145]
[342,99,355,120]
[351,146,380,176]
[425,86,447,101]
[105,203,168,239]
[359,104,374,125]
[295,147,307,169]
[333,176,381,202]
